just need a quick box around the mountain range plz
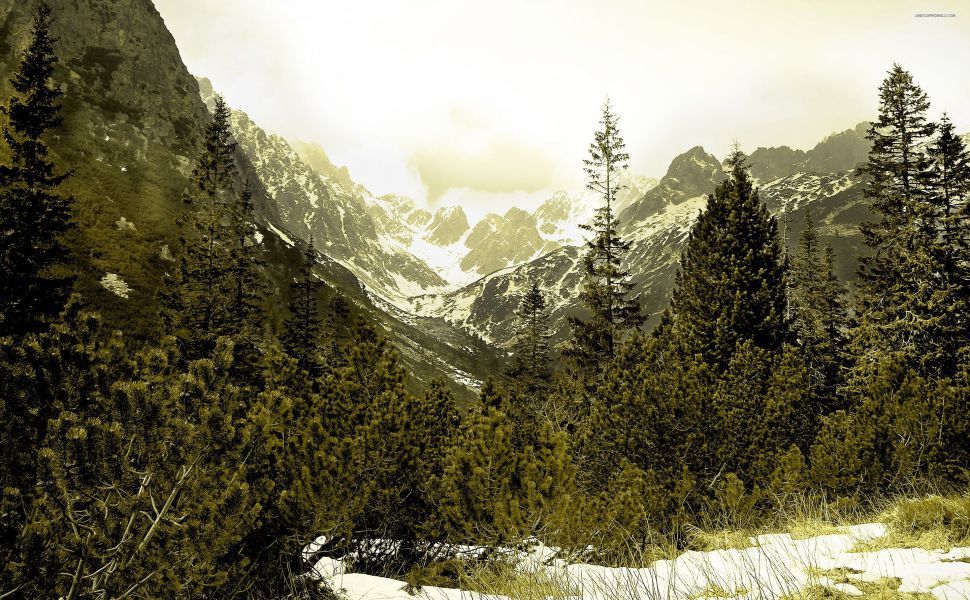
[3,0,963,394]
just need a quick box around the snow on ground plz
[312,524,970,600]
[100,273,132,299]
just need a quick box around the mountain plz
[747,122,870,182]
[197,77,450,305]
[620,146,725,223]
[0,0,499,398]
[409,136,875,349]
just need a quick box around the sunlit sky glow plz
[153,0,970,219]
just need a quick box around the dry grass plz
[795,568,934,600]
[457,560,579,600]
[853,494,970,552]
[407,491,970,600]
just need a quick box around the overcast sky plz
[153,0,970,219]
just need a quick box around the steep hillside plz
[0,0,497,396]
[198,78,450,304]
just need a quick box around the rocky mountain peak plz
[620,146,724,224]
[745,122,871,183]
[425,205,469,246]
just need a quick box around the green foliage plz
[161,96,269,365]
[851,64,965,380]
[566,101,643,370]
[0,2,74,336]
[506,279,552,392]
[790,210,849,408]
[667,149,788,371]
[434,383,577,550]
[282,241,328,381]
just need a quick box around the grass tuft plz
[854,494,970,552]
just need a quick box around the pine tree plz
[851,64,957,378]
[228,181,269,343]
[790,210,849,406]
[0,2,74,336]
[928,115,970,275]
[324,291,352,371]
[282,241,327,381]
[506,279,552,390]
[667,149,788,371]
[927,114,970,362]
[161,95,241,361]
[566,101,643,368]
[434,399,576,551]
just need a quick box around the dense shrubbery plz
[0,5,967,599]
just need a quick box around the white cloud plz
[155,0,970,214]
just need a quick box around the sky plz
[153,0,970,220]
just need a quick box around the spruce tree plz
[928,114,970,274]
[228,181,269,340]
[323,291,352,371]
[667,149,788,370]
[927,114,970,360]
[282,241,327,380]
[0,2,74,336]
[506,279,552,390]
[790,210,849,406]
[566,101,643,368]
[161,95,241,360]
[851,64,958,378]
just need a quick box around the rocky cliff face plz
[425,206,469,246]
[460,207,559,276]
[0,0,212,331]
[620,146,725,223]
[747,122,870,182]
[197,78,449,304]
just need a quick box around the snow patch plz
[100,273,131,299]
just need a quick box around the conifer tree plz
[282,240,327,380]
[790,210,849,406]
[506,279,552,389]
[434,398,575,549]
[851,64,958,378]
[566,101,643,368]
[161,95,241,360]
[228,181,269,341]
[0,2,74,336]
[928,114,970,274]
[667,149,788,370]
[324,291,353,371]
[927,114,970,360]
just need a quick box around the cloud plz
[410,135,556,200]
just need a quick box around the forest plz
[0,4,968,600]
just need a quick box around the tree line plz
[0,5,967,599]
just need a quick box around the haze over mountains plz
[1,0,964,394]
[203,77,880,351]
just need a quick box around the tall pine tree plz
[0,2,74,336]
[927,114,970,364]
[851,64,958,378]
[566,101,643,368]
[162,96,245,361]
[667,149,788,371]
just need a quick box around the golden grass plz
[853,494,970,552]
